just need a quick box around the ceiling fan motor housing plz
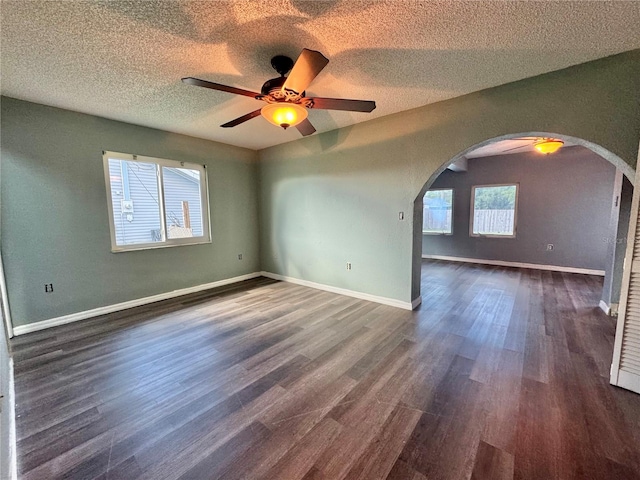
[261,76,287,96]
[261,55,307,99]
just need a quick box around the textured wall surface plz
[258,51,640,303]
[422,147,616,270]
[1,97,259,326]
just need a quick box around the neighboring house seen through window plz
[103,151,210,252]
[470,184,518,237]
[423,189,453,234]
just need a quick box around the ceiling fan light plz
[534,139,564,154]
[261,103,307,129]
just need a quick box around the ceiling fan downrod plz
[270,55,294,77]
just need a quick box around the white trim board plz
[12,272,262,336]
[599,300,611,316]
[422,255,605,276]
[411,296,423,309]
[6,357,16,480]
[0,252,13,338]
[261,271,415,310]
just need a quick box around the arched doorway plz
[411,132,634,305]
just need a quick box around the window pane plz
[162,167,204,239]
[472,185,517,236]
[423,189,453,234]
[104,152,211,251]
[108,159,163,246]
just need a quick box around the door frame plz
[0,252,13,338]
[610,141,640,392]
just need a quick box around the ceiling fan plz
[182,49,376,137]
[501,137,565,155]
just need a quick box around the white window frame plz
[423,188,454,235]
[469,183,519,238]
[103,151,211,252]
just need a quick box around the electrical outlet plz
[238,254,243,260]
[546,244,554,251]
[399,212,405,221]
[346,262,352,270]
[45,283,53,293]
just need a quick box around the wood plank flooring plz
[10,260,640,479]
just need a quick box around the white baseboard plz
[261,271,415,310]
[12,272,262,336]
[610,303,619,317]
[411,296,423,309]
[599,301,619,317]
[422,255,605,276]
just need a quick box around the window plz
[423,189,453,234]
[470,184,518,237]
[103,151,210,252]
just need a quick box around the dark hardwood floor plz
[10,260,640,479]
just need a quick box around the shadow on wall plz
[260,109,502,172]
[269,174,407,297]
[269,182,354,274]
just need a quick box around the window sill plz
[111,238,212,253]
[470,234,516,239]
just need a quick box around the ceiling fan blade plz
[295,118,316,136]
[220,109,263,128]
[282,49,329,95]
[501,143,532,153]
[310,97,376,113]
[182,77,261,99]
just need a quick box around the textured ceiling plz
[2,1,640,151]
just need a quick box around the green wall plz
[1,97,260,327]
[259,50,640,304]
[2,50,640,326]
